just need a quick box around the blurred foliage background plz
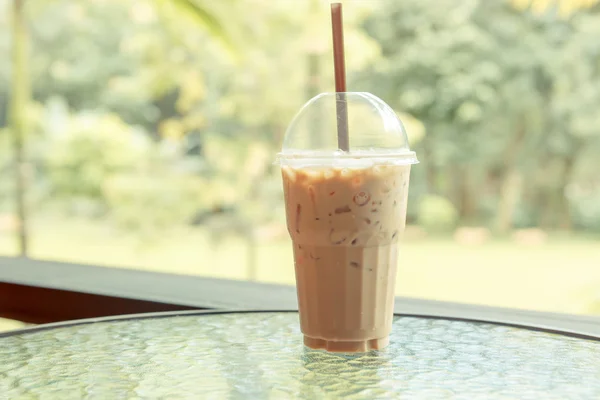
[1,0,600,315]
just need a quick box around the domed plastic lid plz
[277,92,418,166]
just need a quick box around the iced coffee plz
[278,92,417,352]
[282,161,410,352]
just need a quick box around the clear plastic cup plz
[277,92,418,352]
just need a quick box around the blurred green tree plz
[3,0,600,254]
[360,0,600,232]
[2,0,235,254]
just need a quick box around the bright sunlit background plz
[1,0,600,320]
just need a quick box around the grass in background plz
[1,217,599,316]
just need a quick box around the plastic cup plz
[276,92,418,352]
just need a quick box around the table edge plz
[1,309,599,342]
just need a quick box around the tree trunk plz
[538,186,557,231]
[494,118,527,234]
[245,232,258,281]
[10,0,29,257]
[422,135,438,194]
[536,143,580,231]
[556,146,580,230]
[455,165,478,223]
[529,146,552,229]
[496,169,522,234]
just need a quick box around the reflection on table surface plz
[1,312,599,399]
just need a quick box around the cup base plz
[303,335,390,353]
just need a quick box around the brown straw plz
[331,3,349,151]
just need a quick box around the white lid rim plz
[275,151,419,165]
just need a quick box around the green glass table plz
[1,311,599,399]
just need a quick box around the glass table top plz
[1,311,599,399]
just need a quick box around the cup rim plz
[275,150,419,166]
